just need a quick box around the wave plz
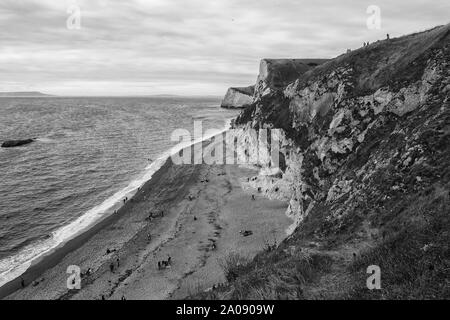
[35,137,54,143]
[0,120,232,289]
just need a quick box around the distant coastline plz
[0,91,53,97]
[0,93,224,99]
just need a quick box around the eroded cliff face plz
[220,86,254,109]
[253,59,328,101]
[234,24,449,237]
[221,59,328,109]
[203,25,450,299]
[206,24,449,299]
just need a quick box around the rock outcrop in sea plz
[201,24,450,299]
[1,138,36,148]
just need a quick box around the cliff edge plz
[254,58,329,100]
[200,24,450,299]
[220,86,254,109]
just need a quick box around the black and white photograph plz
[0,0,448,306]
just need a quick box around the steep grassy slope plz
[195,24,450,300]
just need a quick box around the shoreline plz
[1,133,292,300]
[0,121,232,296]
[0,158,173,299]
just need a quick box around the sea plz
[0,96,238,287]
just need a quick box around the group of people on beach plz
[17,170,261,297]
[109,257,120,273]
[157,256,172,270]
[147,210,164,221]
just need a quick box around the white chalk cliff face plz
[203,24,449,300]
[220,86,254,109]
[220,59,329,109]
[254,59,329,101]
[229,24,450,236]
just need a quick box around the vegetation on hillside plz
[193,24,450,300]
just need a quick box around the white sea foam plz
[36,137,54,143]
[0,120,232,289]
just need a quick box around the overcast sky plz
[0,0,448,96]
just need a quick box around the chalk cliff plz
[220,59,328,109]
[220,86,254,109]
[203,24,450,299]
[253,58,328,100]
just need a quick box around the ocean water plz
[0,97,238,286]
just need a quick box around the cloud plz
[0,0,448,95]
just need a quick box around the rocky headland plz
[198,24,450,299]
[220,86,255,109]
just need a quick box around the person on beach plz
[116,258,120,267]
[109,263,114,273]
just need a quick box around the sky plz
[0,0,448,96]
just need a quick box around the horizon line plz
[0,92,223,98]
